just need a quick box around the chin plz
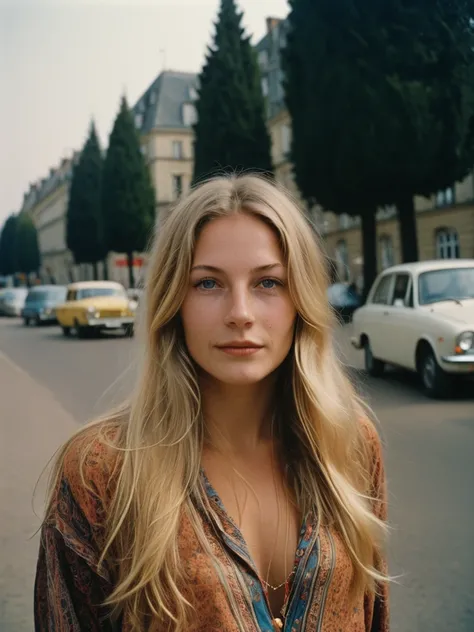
[208,365,274,386]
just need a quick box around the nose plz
[224,285,255,329]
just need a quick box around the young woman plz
[34,174,389,631]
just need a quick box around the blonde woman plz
[34,174,389,631]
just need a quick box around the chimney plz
[266,17,281,33]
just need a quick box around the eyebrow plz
[191,263,285,274]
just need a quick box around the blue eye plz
[260,279,280,289]
[197,279,217,290]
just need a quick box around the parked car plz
[22,285,67,326]
[327,282,362,322]
[351,259,474,398]
[0,287,28,317]
[55,281,137,338]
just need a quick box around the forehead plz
[193,213,283,266]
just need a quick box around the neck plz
[200,375,276,456]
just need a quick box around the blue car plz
[327,282,362,323]
[22,285,67,326]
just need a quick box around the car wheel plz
[364,338,385,377]
[62,326,71,337]
[419,347,454,399]
[24,318,30,326]
[77,324,89,339]
[124,324,134,338]
[35,315,41,327]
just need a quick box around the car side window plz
[391,274,410,305]
[372,274,393,305]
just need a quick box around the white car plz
[351,259,474,398]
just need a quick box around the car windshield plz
[3,289,28,301]
[76,287,125,300]
[26,288,66,303]
[418,267,474,305]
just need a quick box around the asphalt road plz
[0,317,473,632]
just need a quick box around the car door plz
[383,273,417,369]
[363,273,395,359]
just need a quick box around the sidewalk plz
[0,351,78,632]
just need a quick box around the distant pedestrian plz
[34,174,390,631]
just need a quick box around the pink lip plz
[217,346,263,356]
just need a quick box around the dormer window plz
[182,103,197,126]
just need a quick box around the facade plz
[132,71,198,216]
[21,156,79,285]
[21,71,198,287]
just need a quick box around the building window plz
[172,175,183,199]
[261,77,269,97]
[436,187,455,207]
[380,235,395,269]
[258,50,269,70]
[172,140,183,160]
[182,103,197,127]
[188,85,198,101]
[335,240,350,282]
[339,214,351,230]
[281,123,291,156]
[436,227,460,259]
[134,114,143,129]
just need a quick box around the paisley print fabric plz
[34,420,389,631]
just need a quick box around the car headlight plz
[86,306,97,317]
[128,300,138,311]
[456,331,474,353]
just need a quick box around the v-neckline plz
[199,468,312,618]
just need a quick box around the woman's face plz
[181,213,297,386]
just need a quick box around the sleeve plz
[362,419,390,632]
[34,435,120,632]
[34,516,116,631]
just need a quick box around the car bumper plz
[86,317,134,329]
[2,306,21,316]
[440,354,474,374]
[22,310,56,321]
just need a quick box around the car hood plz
[60,296,129,309]
[423,300,474,326]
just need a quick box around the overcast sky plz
[0,0,289,225]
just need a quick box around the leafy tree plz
[0,214,19,277]
[66,121,107,280]
[285,0,474,292]
[193,0,272,182]
[16,213,41,281]
[102,97,156,288]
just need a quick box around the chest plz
[202,458,300,617]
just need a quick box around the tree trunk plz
[102,258,109,281]
[127,252,135,289]
[361,209,377,301]
[92,262,99,281]
[397,195,419,262]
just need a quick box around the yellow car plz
[55,281,137,338]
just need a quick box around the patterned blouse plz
[34,420,389,631]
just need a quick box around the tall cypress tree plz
[102,97,156,288]
[66,122,107,280]
[0,214,19,277]
[16,214,41,282]
[285,0,474,287]
[193,0,272,182]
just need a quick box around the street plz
[0,317,473,632]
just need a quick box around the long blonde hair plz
[44,174,387,629]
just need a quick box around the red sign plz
[114,256,145,268]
